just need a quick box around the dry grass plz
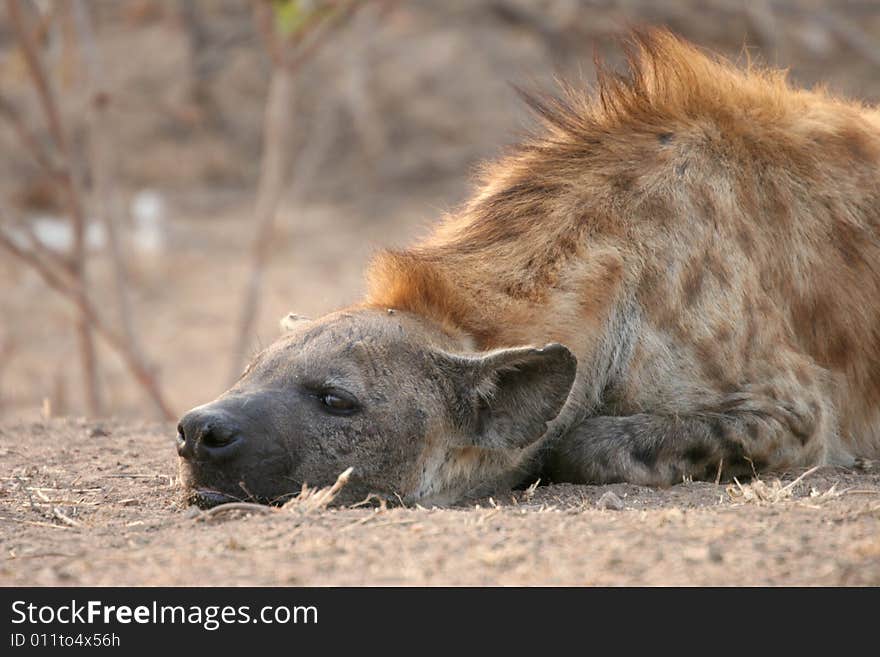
[725,466,834,505]
[193,466,354,521]
[281,466,353,513]
[523,478,541,501]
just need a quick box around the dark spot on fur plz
[641,197,675,227]
[715,325,733,344]
[748,457,767,472]
[659,132,674,144]
[682,262,706,307]
[701,461,723,480]
[703,251,729,288]
[826,331,853,369]
[694,339,729,386]
[839,122,879,163]
[722,438,747,465]
[684,444,711,464]
[789,415,814,446]
[743,299,760,355]
[610,172,636,193]
[707,417,728,442]
[736,226,756,255]
[746,422,761,440]
[631,441,660,468]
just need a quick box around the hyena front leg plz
[545,384,834,486]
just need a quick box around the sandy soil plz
[1,418,878,586]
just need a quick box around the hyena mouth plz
[187,487,302,509]
[188,488,241,509]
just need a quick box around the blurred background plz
[1,0,880,421]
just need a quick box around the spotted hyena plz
[177,30,880,507]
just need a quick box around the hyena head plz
[177,308,576,507]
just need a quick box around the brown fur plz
[365,29,880,479]
[179,29,880,508]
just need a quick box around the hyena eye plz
[317,391,360,415]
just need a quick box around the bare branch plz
[0,92,60,176]
[7,0,102,414]
[228,65,296,381]
[72,0,143,363]
[0,227,176,420]
[5,0,67,152]
[250,0,365,73]
[284,0,364,72]
[229,0,368,381]
[17,220,78,284]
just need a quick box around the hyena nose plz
[176,409,244,461]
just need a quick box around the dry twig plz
[0,229,175,419]
[228,0,366,381]
[282,466,353,512]
[6,0,102,414]
[72,0,144,365]
[727,466,822,505]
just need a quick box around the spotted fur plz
[365,28,880,488]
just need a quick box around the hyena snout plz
[176,406,245,462]
[176,396,295,508]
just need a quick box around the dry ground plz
[1,418,878,586]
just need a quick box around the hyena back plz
[367,29,880,487]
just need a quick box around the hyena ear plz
[279,312,311,333]
[443,343,577,449]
